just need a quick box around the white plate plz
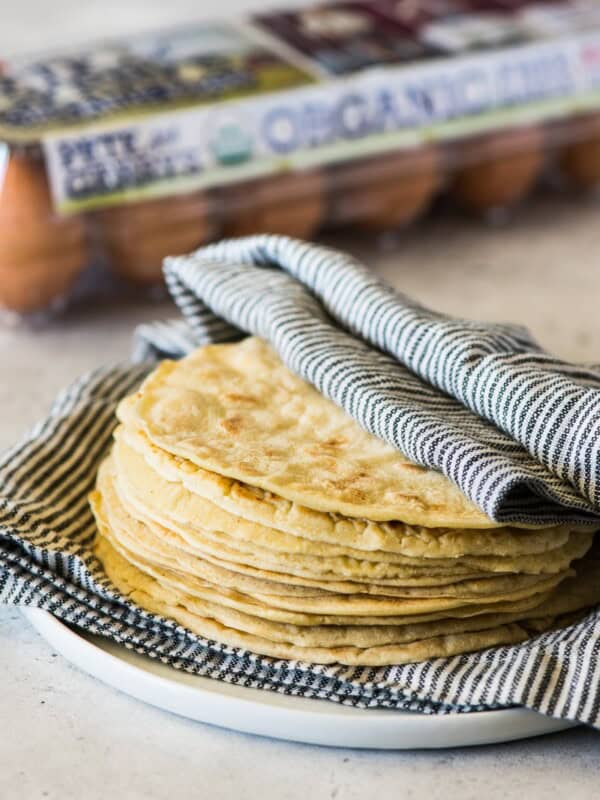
[24,608,577,750]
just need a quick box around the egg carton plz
[2,0,600,315]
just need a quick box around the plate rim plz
[23,607,578,750]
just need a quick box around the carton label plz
[43,31,600,213]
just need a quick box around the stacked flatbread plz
[90,337,600,666]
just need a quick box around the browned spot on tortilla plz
[225,393,257,405]
[325,436,348,447]
[305,436,349,457]
[392,493,427,510]
[220,415,244,435]
[237,461,260,476]
[324,476,369,502]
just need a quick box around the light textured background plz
[1,2,600,797]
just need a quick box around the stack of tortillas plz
[90,337,600,666]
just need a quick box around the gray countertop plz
[2,2,600,795]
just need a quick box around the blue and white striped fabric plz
[2,234,600,727]
[156,235,600,526]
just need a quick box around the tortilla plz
[116,337,503,526]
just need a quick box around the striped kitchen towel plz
[2,234,600,726]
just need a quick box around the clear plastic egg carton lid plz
[2,0,600,316]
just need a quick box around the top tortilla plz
[117,337,499,527]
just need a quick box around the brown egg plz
[0,252,85,314]
[559,112,600,189]
[97,192,215,285]
[450,126,545,213]
[0,154,88,312]
[221,170,325,239]
[327,146,440,232]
